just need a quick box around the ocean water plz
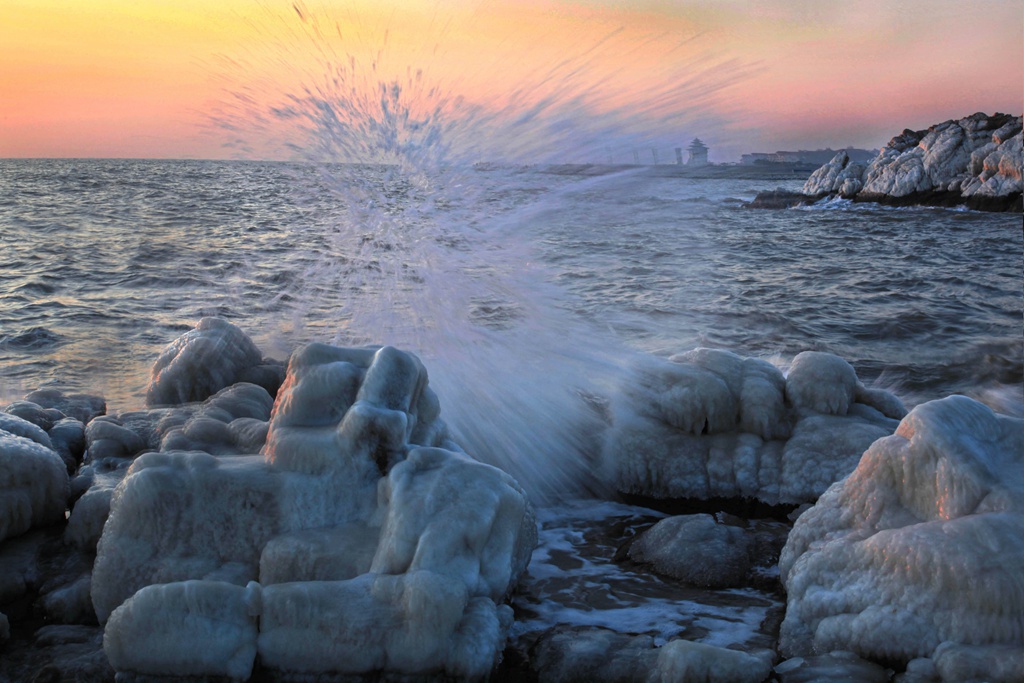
[2,158,1020,415]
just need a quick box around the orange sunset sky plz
[2,0,1022,163]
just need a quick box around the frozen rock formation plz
[530,625,774,683]
[145,316,284,406]
[104,580,261,681]
[0,422,69,543]
[801,113,1023,211]
[602,348,905,507]
[92,323,537,680]
[22,388,106,424]
[779,396,1024,667]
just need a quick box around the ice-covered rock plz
[801,113,1023,210]
[257,446,535,679]
[48,417,86,473]
[83,412,151,463]
[774,650,891,683]
[4,400,62,431]
[145,317,273,406]
[91,451,282,623]
[0,429,69,543]
[23,388,106,424]
[92,337,537,680]
[651,639,773,683]
[529,625,773,683]
[158,382,274,455]
[602,349,904,507]
[64,471,120,551]
[894,642,1024,683]
[779,396,1024,665]
[104,580,261,681]
[0,412,53,449]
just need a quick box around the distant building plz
[687,138,709,166]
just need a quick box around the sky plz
[2,0,1021,162]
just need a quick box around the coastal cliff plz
[754,113,1023,212]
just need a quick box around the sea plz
[1,157,1021,654]
[2,158,1020,414]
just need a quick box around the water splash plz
[209,2,754,500]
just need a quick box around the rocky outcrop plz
[89,321,537,681]
[799,113,1023,212]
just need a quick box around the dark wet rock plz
[626,513,789,590]
[0,625,113,683]
[746,190,823,209]
[628,514,752,588]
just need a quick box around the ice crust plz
[602,348,905,506]
[145,316,279,406]
[0,428,69,543]
[779,395,1024,666]
[92,319,537,680]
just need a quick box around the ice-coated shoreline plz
[1,318,1022,682]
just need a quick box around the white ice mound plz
[602,349,905,506]
[104,580,261,681]
[258,447,534,679]
[145,317,267,406]
[94,337,536,680]
[0,427,68,543]
[778,395,1024,665]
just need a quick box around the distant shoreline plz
[531,162,816,180]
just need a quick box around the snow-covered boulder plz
[0,429,69,543]
[779,396,1024,666]
[145,317,277,406]
[602,349,904,507]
